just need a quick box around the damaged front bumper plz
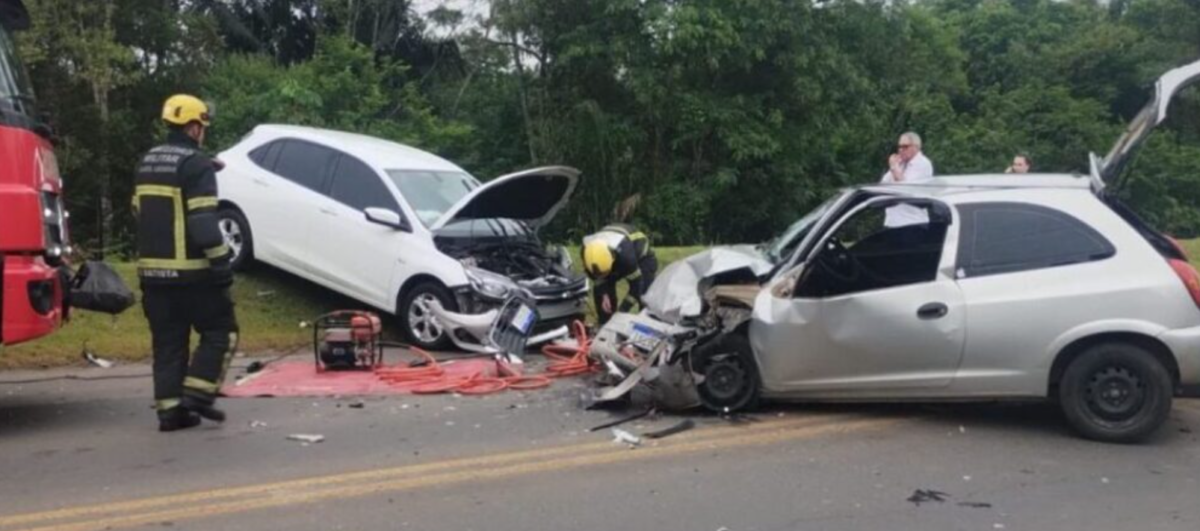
[432,292,574,360]
[587,313,708,411]
[588,283,762,411]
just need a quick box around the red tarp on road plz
[221,359,499,398]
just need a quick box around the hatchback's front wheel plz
[693,333,761,413]
[1059,342,1173,443]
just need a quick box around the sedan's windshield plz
[387,168,533,238]
[386,169,479,227]
[763,193,843,264]
[0,23,37,117]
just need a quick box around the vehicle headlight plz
[463,266,520,300]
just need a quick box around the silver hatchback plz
[594,60,1200,443]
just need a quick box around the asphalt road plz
[1,355,1198,531]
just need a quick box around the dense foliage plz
[16,0,1200,250]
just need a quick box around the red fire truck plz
[0,0,69,348]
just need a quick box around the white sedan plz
[214,125,588,350]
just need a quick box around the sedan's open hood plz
[1093,58,1200,190]
[430,166,579,231]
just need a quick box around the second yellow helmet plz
[583,240,615,278]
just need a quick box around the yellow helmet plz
[161,94,211,126]
[583,240,615,278]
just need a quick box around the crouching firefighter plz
[133,94,238,432]
[582,224,659,325]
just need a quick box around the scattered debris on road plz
[611,428,642,447]
[82,349,114,368]
[644,419,695,439]
[287,434,325,444]
[907,489,949,506]
[588,409,652,432]
[249,420,267,428]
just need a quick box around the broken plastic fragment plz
[287,434,325,444]
[83,350,114,368]
[611,428,641,447]
[249,420,267,428]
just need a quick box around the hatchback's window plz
[795,201,948,298]
[385,169,479,227]
[273,140,335,192]
[956,202,1115,278]
[330,155,400,212]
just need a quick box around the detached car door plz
[305,152,419,309]
[751,197,966,394]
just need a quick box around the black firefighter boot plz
[159,407,202,432]
[182,393,226,423]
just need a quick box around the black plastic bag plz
[70,261,135,314]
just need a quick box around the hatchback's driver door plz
[751,197,966,394]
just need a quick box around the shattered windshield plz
[763,193,843,264]
[386,169,479,227]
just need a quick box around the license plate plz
[510,304,535,335]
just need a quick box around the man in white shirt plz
[880,131,934,227]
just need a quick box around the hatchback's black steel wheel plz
[1059,342,1172,443]
[695,333,761,413]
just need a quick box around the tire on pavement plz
[1059,342,1173,443]
[693,332,761,413]
[399,281,457,351]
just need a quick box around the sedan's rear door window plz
[956,202,1115,278]
[248,140,284,171]
[272,139,336,192]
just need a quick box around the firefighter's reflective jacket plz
[132,130,230,285]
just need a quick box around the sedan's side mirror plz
[364,207,412,232]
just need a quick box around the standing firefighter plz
[582,224,658,325]
[134,94,237,432]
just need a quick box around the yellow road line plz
[10,416,895,531]
[0,414,859,528]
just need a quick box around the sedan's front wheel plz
[217,208,254,271]
[1059,342,1173,443]
[399,281,457,351]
